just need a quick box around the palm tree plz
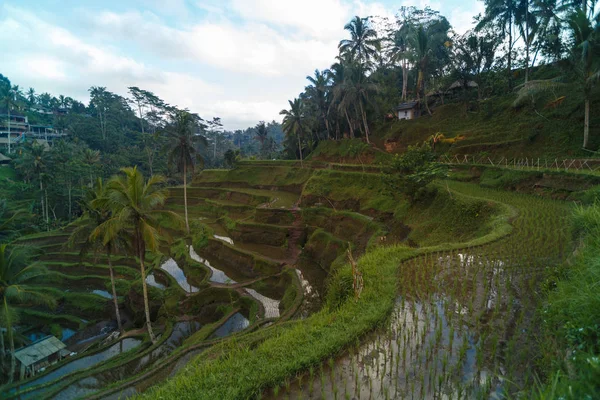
[306,70,332,139]
[94,167,182,343]
[82,148,101,187]
[168,110,207,233]
[411,25,432,106]
[387,23,413,101]
[568,9,600,149]
[339,16,381,68]
[280,99,306,167]
[477,0,519,90]
[67,179,124,334]
[1,245,55,383]
[329,60,355,138]
[254,121,269,152]
[339,64,378,143]
[17,143,51,226]
[1,86,19,154]
[26,88,36,106]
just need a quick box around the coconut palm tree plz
[568,9,600,149]
[26,88,36,106]
[167,110,207,233]
[477,0,519,90]
[387,23,413,101]
[67,179,124,334]
[306,70,332,140]
[94,167,182,343]
[82,148,101,187]
[0,245,55,383]
[254,121,269,154]
[339,16,381,68]
[280,99,306,167]
[329,60,355,138]
[1,86,19,154]
[339,64,378,143]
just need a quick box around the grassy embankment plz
[535,203,600,398]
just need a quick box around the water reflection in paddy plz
[51,321,201,400]
[20,338,142,390]
[208,313,249,339]
[189,246,236,284]
[145,273,165,290]
[160,258,199,293]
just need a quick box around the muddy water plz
[17,338,141,392]
[189,246,236,284]
[50,321,202,400]
[269,297,501,399]
[160,258,199,293]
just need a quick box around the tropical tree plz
[387,22,413,101]
[0,245,55,383]
[82,148,101,187]
[567,9,600,148]
[68,179,124,334]
[1,85,20,154]
[167,110,207,233]
[26,88,36,106]
[339,16,381,67]
[339,64,378,142]
[254,121,269,155]
[305,70,332,139]
[94,167,182,343]
[280,98,306,166]
[477,0,519,90]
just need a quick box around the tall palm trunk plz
[183,160,190,233]
[0,319,5,367]
[508,13,513,90]
[7,107,11,154]
[297,132,303,168]
[39,178,45,223]
[402,61,408,101]
[583,98,590,148]
[137,235,156,343]
[359,101,370,144]
[107,249,123,334]
[524,0,529,83]
[344,109,354,138]
[4,298,14,383]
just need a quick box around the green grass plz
[372,87,600,158]
[535,203,600,398]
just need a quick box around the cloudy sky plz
[0,0,483,130]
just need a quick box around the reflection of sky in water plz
[160,258,199,293]
[209,313,249,339]
[189,246,236,284]
[92,289,112,299]
[213,235,234,245]
[145,274,165,290]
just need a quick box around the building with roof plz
[0,152,11,165]
[13,336,68,379]
[396,101,420,120]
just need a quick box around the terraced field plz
[1,163,572,399]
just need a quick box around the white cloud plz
[229,0,349,41]
[0,0,485,130]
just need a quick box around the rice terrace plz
[1,1,599,399]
